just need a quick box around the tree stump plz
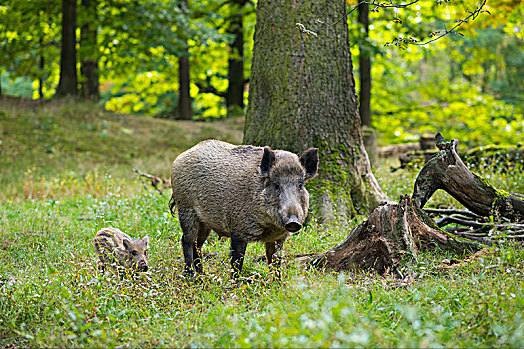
[308,196,480,274]
[307,133,523,275]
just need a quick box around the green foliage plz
[0,73,33,98]
[348,0,523,146]
[1,99,523,347]
[370,65,523,146]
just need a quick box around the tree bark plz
[244,0,387,219]
[175,0,192,120]
[226,0,246,117]
[80,0,100,100]
[55,0,78,97]
[413,133,524,222]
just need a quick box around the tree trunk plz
[357,3,377,166]
[244,0,387,220]
[358,3,371,129]
[39,36,44,100]
[413,133,524,222]
[80,0,100,100]
[175,0,192,120]
[55,0,78,97]
[226,0,246,117]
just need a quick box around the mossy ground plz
[1,98,523,347]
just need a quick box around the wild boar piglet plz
[94,227,149,273]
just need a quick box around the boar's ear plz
[300,148,319,180]
[122,238,132,250]
[260,146,276,177]
[142,236,150,246]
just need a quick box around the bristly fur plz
[170,139,319,277]
[94,227,149,274]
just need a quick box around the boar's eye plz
[131,250,138,256]
[273,182,280,191]
[298,181,304,190]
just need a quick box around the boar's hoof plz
[285,216,302,233]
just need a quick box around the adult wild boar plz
[169,140,319,277]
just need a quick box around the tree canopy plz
[0,0,521,143]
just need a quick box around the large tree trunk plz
[80,0,100,100]
[226,0,246,117]
[244,0,387,219]
[55,0,78,97]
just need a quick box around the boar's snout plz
[284,215,302,232]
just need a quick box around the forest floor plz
[1,97,523,347]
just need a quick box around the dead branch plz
[132,168,169,196]
[412,133,524,222]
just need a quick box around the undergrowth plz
[1,98,523,347]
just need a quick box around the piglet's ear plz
[122,238,132,250]
[260,146,276,177]
[300,148,319,180]
[142,236,150,246]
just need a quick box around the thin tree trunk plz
[56,0,78,97]
[38,10,45,100]
[226,0,246,117]
[357,3,377,167]
[244,0,387,219]
[175,0,192,120]
[177,51,192,120]
[80,0,100,100]
[39,50,44,100]
[358,3,371,129]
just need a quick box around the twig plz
[132,168,168,196]
[297,0,489,47]
[424,208,483,218]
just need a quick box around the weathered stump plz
[413,133,524,222]
[308,196,480,274]
[307,133,523,275]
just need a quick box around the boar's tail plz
[168,195,177,217]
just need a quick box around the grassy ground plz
[1,98,523,348]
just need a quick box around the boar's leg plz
[178,208,200,277]
[230,234,248,277]
[193,223,211,274]
[265,239,285,279]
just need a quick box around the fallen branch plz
[132,169,169,196]
[412,133,524,222]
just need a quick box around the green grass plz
[1,98,523,347]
